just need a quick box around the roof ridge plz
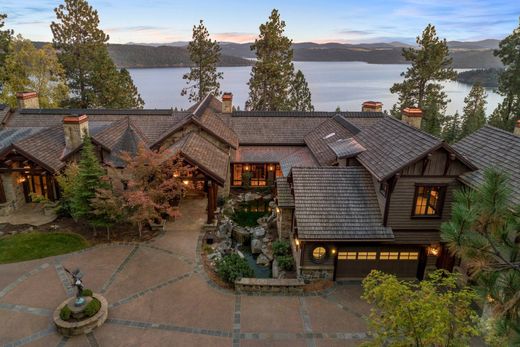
[384,115,442,143]
[481,124,520,140]
[191,94,213,118]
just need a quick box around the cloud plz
[105,25,166,33]
[212,32,257,43]
[338,29,374,36]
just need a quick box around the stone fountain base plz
[53,293,108,336]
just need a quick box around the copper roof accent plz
[222,92,233,100]
[362,101,382,107]
[291,166,393,240]
[63,114,88,124]
[402,107,423,117]
[16,91,38,100]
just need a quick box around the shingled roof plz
[328,138,366,158]
[234,146,306,163]
[291,166,393,240]
[13,125,66,172]
[304,116,358,165]
[166,133,229,185]
[279,147,319,176]
[275,177,294,208]
[354,116,443,181]
[454,125,520,206]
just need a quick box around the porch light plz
[173,171,180,177]
[427,244,440,256]
[268,165,274,171]
[331,248,336,254]
[17,176,26,184]
[182,180,189,186]
[275,207,280,214]
[295,238,300,246]
[244,165,250,171]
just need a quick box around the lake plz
[128,61,502,115]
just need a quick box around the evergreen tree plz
[0,13,13,89]
[441,169,520,343]
[441,111,461,144]
[335,106,341,112]
[181,20,223,102]
[247,9,298,111]
[0,36,68,108]
[51,0,143,108]
[390,24,457,135]
[460,83,487,138]
[290,70,314,111]
[490,18,520,131]
[70,136,108,227]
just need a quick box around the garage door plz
[335,248,420,279]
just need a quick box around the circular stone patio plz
[0,198,371,347]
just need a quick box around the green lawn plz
[0,232,89,264]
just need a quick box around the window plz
[232,164,243,186]
[312,247,327,262]
[413,185,446,217]
[399,252,419,260]
[380,252,399,260]
[357,252,377,260]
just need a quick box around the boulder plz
[262,194,272,201]
[208,252,222,261]
[269,200,277,209]
[244,192,261,202]
[216,239,232,255]
[272,259,280,278]
[261,244,274,261]
[251,226,266,239]
[217,221,233,238]
[256,253,270,266]
[232,226,251,245]
[251,239,263,254]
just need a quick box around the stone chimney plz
[402,107,423,129]
[222,92,233,113]
[362,101,382,112]
[63,114,89,149]
[514,120,520,136]
[16,91,39,109]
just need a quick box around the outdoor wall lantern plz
[268,165,275,171]
[275,207,280,214]
[17,176,26,184]
[244,165,250,171]
[427,244,441,256]
[173,171,180,177]
[182,180,189,186]
[294,237,300,250]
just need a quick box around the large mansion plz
[1,91,519,281]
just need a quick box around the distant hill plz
[33,41,252,68]
[33,39,503,69]
[457,68,502,88]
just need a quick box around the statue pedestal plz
[54,293,108,336]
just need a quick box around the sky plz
[2,0,519,44]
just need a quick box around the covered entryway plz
[335,246,422,280]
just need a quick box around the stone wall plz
[299,266,334,282]
[234,278,305,294]
[276,207,293,240]
[0,172,25,216]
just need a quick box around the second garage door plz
[335,247,421,280]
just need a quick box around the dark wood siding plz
[301,242,335,268]
[0,176,6,203]
[400,148,470,177]
[387,176,460,230]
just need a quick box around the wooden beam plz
[207,181,215,224]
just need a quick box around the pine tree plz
[70,136,109,227]
[390,24,457,135]
[290,70,314,111]
[0,36,68,108]
[181,20,223,102]
[441,169,520,343]
[460,83,487,138]
[246,9,297,111]
[441,111,461,143]
[0,13,13,89]
[490,18,520,131]
[51,0,143,108]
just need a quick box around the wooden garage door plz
[336,248,420,279]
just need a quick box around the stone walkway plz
[0,198,370,347]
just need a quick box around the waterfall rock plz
[256,253,270,266]
[251,226,266,239]
[251,239,263,254]
[232,226,251,245]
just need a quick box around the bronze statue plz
[65,268,86,306]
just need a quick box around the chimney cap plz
[63,114,89,124]
[362,101,382,107]
[16,91,38,100]
[222,92,233,100]
[403,107,423,117]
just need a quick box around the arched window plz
[312,246,327,262]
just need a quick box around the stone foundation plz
[234,278,305,294]
[276,207,293,240]
[0,172,25,216]
[299,266,334,282]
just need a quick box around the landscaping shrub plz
[232,209,266,227]
[81,289,93,297]
[217,196,226,207]
[216,253,254,283]
[277,255,295,271]
[203,244,214,254]
[60,305,72,321]
[273,240,290,256]
[84,298,101,317]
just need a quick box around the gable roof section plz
[304,117,357,165]
[328,138,366,158]
[291,166,393,240]
[279,147,319,176]
[276,177,294,208]
[13,125,66,172]
[454,125,520,206]
[166,133,229,186]
[354,116,443,181]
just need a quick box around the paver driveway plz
[0,198,370,347]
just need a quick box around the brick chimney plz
[222,92,233,113]
[63,114,89,149]
[16,91,39,109]
[362,101,382,112]
[514,119,520,136]
[402,107,423,129]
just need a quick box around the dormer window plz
[412,184,446,217]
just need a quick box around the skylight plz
[323,132,335,140]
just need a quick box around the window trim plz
[411,184,447,219]
[311,246,328,263]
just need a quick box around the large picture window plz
[413,185,446,217]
